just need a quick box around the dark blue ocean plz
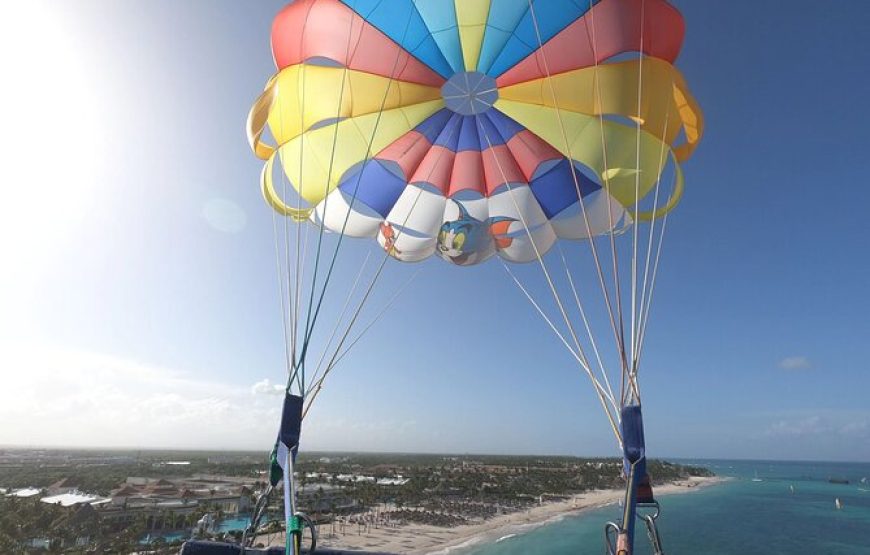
[461,460,870,555]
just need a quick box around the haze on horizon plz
[1,1,868,463]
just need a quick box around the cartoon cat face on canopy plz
[436,200,516,266]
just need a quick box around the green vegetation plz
[0,449,267,496]
[296,453,712,515]
[0,449,714,550]
[0,495,151,554]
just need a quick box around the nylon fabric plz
[266,65,442,146]
[272,0,445,86]
[483,0,596,77]
[269,100,444,206]
[339,0,455,78]
[494,99,673,209]
[499,58,703,161]
[496,0,684,86]
[455,0,491,71]
[252,0,702,266]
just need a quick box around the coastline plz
[265,476,723,554]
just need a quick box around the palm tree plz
[329,500,337,536]
[314,487,324,520]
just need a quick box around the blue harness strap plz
[621,404,654,502]
[621,405,646,479]
[278,392,303,459]
[269,393,303,487]
[618,404,655,554]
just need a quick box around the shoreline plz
[264,476,723,554]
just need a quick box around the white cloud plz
[0,343,281,450]
[778,356,811,370]
[762,412,870,440]
[251,378,285,396]
[764,415,828,437]
[837,419,870,438]
[0,343,431,453]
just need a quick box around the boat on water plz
[751,471,763,482]
[835,498,843,510]
[789,485,795,494]
[829,477,850,485]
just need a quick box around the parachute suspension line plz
[296,1,432,421]
[299,101,469,414]
[293,5,416,397]
[474,112,622,442]
[301,233,403,414]
[302,268,421,419]
[584,0,633,405]
[286,64,299,379]
[629,0,647,402]
[305,252,373,395]
[275,9,372,554]
[276,58,304,394]
[473,112,588,365]
[272,206,295,391]
[273,8,358,554]
[290,6,322,375]
[289,62,309,378]
[291,14,360,397]
[634,196,671,373]
[527,4,671,555]
[527,0,631,400]
[301,84,472,414]
[628,98,673,402]
[556,245,619,412]
[501,262,622,443]
[309,94,472,384]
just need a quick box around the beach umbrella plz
[247,1,703,554]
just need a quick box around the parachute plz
[249,0,701,266]
[246,1,703,554]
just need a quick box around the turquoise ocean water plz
[462,460,870,555]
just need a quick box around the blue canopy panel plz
[474,113,505,149]
[432,113,463,151]
[476,0,531,75]
[481,0,599,78]
[478,108,525,144]
[338,160,407,218]
[415,108,455,143]
[530,159,601,219]
[414,0,465,73]
[339,0,456,79]
[457,115,484,152]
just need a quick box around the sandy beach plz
[261,476,721,554]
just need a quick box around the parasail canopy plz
[249,0,703,267]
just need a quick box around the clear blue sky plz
[1,1,868,462]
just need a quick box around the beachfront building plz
[297,482,357,514]
[41,491,110,507]
[9,487,42,498]
[0,475,255,534]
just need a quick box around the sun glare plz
[0,3,109,332]
[1,3,106,263]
